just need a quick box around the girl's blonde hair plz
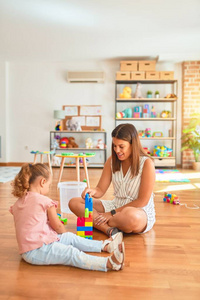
[111,123,153,177]
[12,163,50,198]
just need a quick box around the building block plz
[85,222,93,227]
[77,193,93,239]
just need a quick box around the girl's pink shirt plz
[10,191,59,254]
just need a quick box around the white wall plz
[0,60,182,164]
[0,62,9,163]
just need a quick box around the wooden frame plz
[62,105,102,130]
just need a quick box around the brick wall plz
[182,61,200,168]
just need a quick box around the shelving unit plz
[50,130,107,168]
[115,80,178,167]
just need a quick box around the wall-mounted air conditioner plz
[67,71,105,83]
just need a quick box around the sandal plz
[106,227,120,237]
[108,242,125,271]
[102,232,123,253]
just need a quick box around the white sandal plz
[108,242,125,271]
[102,232,123,253]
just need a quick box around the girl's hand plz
[94,212,112,226]
[81,188,97,199]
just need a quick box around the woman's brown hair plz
[111,123,153,177]
[12,163,50,198]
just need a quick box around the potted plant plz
[147,90,153,98]
[181,113,200,170]
[155,90,160,98]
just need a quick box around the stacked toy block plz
[163,193,180,205]
[77,193,93,239]
[143,104,150,118]
[133,106,142,118]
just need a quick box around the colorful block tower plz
[77,193,93,239]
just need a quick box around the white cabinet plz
[50,130,107,168]
[115,79,178,167]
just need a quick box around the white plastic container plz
[58,181,87,214]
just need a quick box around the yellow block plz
[77,231,85,236]
[85,222,93,227]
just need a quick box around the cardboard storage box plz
[131,72,145,80]
[160,71,174,80]
[145,71,160,80]
[116,72,131,80]
[120,61,138,71]
[138,61,156,71]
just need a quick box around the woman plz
[69,123,156,237]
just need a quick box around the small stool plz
[55,153,95,188]
[30,151,54,174]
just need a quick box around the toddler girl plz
[10,163,125,272]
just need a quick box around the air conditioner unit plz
[67,71,105,83]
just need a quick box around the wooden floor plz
[0,167,200,300]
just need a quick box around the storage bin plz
[120,61,138,71]
[58,181,87,214]
[116,72,131,80]
[131,72,145,80]
[154,158,176,167]
[138,61,156,71]
[160,71,174,80]
[145,71,160,80]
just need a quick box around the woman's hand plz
[81,187,97,199]
[94,212,112,226]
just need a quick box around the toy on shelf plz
[60,137,69,148]
[134,83,143,98]
[66,119,82,131]
[151,106,156,118]
[119,86,132,98]
[145,128,151,137]
[163,193,180,205]
[96,139,106,149]
[143,147,151,155]
[153,146,172,157]
[55,121,61,131]
[143,104,150,118]
[52,155,61,166]
[138,130,145,137]
[153,131,163,137]
[160,110,171,118]
[133,106,142,118]
[57,213,68,224]
[116,108,132,118]
[164,93,177,99]
[85,137,93,149]
[77,193,93,239]
[68,137,78,148]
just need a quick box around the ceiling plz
[0,0,200,62]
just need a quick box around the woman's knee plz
[68,197,82,211]
[121,208,146,232]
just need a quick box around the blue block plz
[77,226,93,231]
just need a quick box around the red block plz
[77,217,85,226]
[85,231,93,235]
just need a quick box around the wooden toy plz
[77,193,93,239]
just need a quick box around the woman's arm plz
[115,158,155,212]
[47,206,66,234]
[82,156,112,199]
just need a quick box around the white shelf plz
[115,79,178,167]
